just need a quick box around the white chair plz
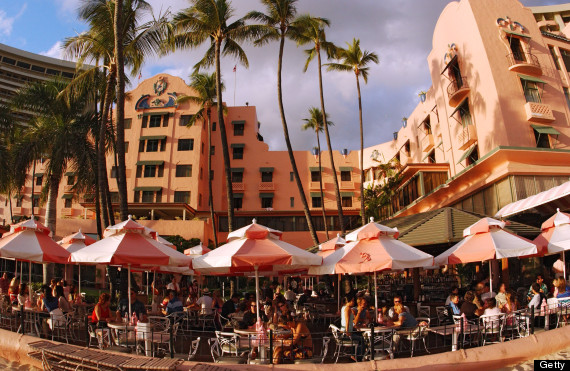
[417,304,430,319]
[479,313,506,346]
[208,338,247,364]
[364,329,393,360]
[405,317,430,357]
[436,306,451,325]
[50,312,72,343]
[329,324,358,363]
[556,299,570,328]
[188,337,201,360]
[215,331,249,357]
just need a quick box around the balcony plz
[458,124,477,150]
[61,208,73,217]
[258,182,275,191]
[232,182,245,191]
[340,181,355,190]
[12,207,23,215]
[524,102,555,123]
[506,53,541,76]
[422,134,434,152]
[447,76,470,107]
[309,181,321,190]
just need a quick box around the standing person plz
[0,273,10,295]
[212,289,224,313]
[527,275,548,302]
[495,283,508,309]
[166,276,180,294]
[196,288,214,314]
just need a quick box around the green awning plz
[259,193,274,198]
[310,192,322,197]
[136,160,164,166]
[65,172,76,176]
[231,120,245,125]
[142,111,171,116]
[231,168,244,173]
[339,167,353,171]
[259,167,274,172]
[33,173,43,177]
[531,124,561,135]
[341,192,354,197]
[233,193,244,199]
[139,135,167,140]
[504,29,531,39]
[457,146,476,164]
[449,98,469,117]
[309,167,320,172]
[61,194,73,199]
[231,143,245,148]
[134,186,162,191]
[518,74,546,84]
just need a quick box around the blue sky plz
[0,0,567,152]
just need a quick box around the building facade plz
[363,0,570,224]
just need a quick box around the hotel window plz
[521,78,541,103]
[162,115,169,127]
[176,165,192,177]
[15,197,23,207]
[124,118,132,129]
[290,197,294,207]
[290,172,294,182]
[427,150,436,163]
[549,46,561,70]
[139,140,145,152]
[232,146,244,160]
[64,198,72,208]
[340,171,351,181]
[560,49,570,72]
[174,191,190,203]
[342,196,352,208]
[423,116,432,134]
[124,142,129,153]
[136,165,142,178]
[261,171,273,182]
[312,196,322,208]
[404,141,411,156]
[141,116,148,128]
[261,196,273,209]
[146,139,159,152]
[66,175,75,185]
[35,175,43,186]
[178,139,194,151]
[179,115,192,126]
[466,145,479,166]
[233,122,244,136]
[311,171,320,182]
[212,122,216,131]
[149,115,161,128]
[32,195,40,208]
[234,196,243,209]
[458,99,472,127]
[210,146,215,155]
[140,191,153,203]
[447,57,464,90]
[134,191,140,202]
[534,127,551,149]
[232,170,243,183]
[144,165,156,178]
[564,88,570,110]
[508,36,526,63]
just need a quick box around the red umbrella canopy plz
[69,216,192,268]
[58,229,97,254]
[533,209,570,256]
[345,217,400,241]
[318,234,346,258]
[0,219,70,264]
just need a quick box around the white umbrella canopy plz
[318,233,346,258]
[192,219,322,320]
[534,209,570,279]
[58,229,97,296]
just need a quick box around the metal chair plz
[208,338,247,364]
[436,306,451,325]
[405,317,430,357]
[479,313,506,346]
[50,312,72,343]
[329,324,358,363]
[417,304,431,319]
[363,329,393,360]
[187,337,201,360]
[556,299,570,328]
[215,331,249,357]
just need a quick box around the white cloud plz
[53,0,80,15]
[40,41,64,59]
[0,4,27,37]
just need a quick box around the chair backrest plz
[436,306,449,324]
[480,313,505,329]
[416,317,431,327]
[329,324,341,340]
[208,338,220,361]
[188,337,201,360]
[417,305,430,318]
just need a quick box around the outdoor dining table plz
[107,321,136,348]
[428,324,482,351]
[13,306,46,337]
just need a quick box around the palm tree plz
[295,15,346,235]
[246,0,319,246]
[302,107,332,239]
[177,72,222,247]
[171,0,260,233]
[326,38,379,226]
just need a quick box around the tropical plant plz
[295,15,346,235]
[171,0,260,233]
[361,157,401,221]
[246,0,319,245]
[302,106,332,239]
[326,38,379,226]
[176,72,223,247]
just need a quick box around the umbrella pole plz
[564,253,567,281]
[28,261,31,288]
[374,271,378,312]
[128,265,132,317]
[255,266,260,321]
[78,265,81,299]
[489,260,492,294]
[153,270,156,305]
[337,274,341,312]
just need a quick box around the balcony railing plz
[258,182,275,191]
[447,76,470,107]
[506,53,541,75]
[458,124,477,150]
[309,181,321,190]
[340,181,354,189]
[61,208,73,217]
[12,207,23,215]
[232,182,245,191]
[422,134,434,152]
[524,102,555,123]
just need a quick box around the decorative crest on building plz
[153,76,167,96]
[370,149,379,161]
[443,43,458,65]
[496,16,525,32]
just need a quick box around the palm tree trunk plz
[316,49,345,234]
[98,73,115,227]
[8,189,12,224]
[277,34,319,246]
[316,132,329,239]
[94,164,103,238]
[207,108,218,247]
[44,172,61,283]
[214,40,234,232]
[356,74,365,226]
[114,0,129,222]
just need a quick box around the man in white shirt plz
[480,283,496,302]
[196,288,214,314]
[284,286,296,303]
[166,276,180,294]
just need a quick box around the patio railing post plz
[460,317,464,350]
[169,320,174,358]
[19,305,24,335]
[530,306,535,335]
[370,323,375,360]
[84,314,89,347]
[269,329,273,364]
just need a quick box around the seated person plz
[241,301,268,329]
[229,301,247,319]
[221,293,241,319]
[393,303,418,328]
[354,297,371,327]
[555,278,570,299]
[527,275,548,302]
[388,296,409,320]
[17,283,29,307]
[273,315,313,364]
[445,286,459,306]
[448,294,461,316]
[480,283,496,302]
[297,289,311,307]
[495,283,508,309]
[378,306,393,325]
[91,293,113,326]
[460,291,480,320]
[528,283,544,310]
[284,285,296,303]
[163,289,184,316]
[482,298,501,317]
[55,285,72,313]
[196,288,214,314]
[116,289,148,322]
[40,285,59,313]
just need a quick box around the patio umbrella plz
[184,242,211,257]
[70,216,192,316]
[309,218,434,312]
[58,229,96,297]
[0,218,71,289]
[318,233,346,258]
[192,219,322,320]
[435,217,538,293]
[534,209,570,279]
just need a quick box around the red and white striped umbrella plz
[0,219,70,264]
[58,229,96,253]
[318,234,346,258]
[534,209,570,278]
[184,242,211,257]
[495,180,570,218]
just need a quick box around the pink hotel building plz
[2,0,570,247]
